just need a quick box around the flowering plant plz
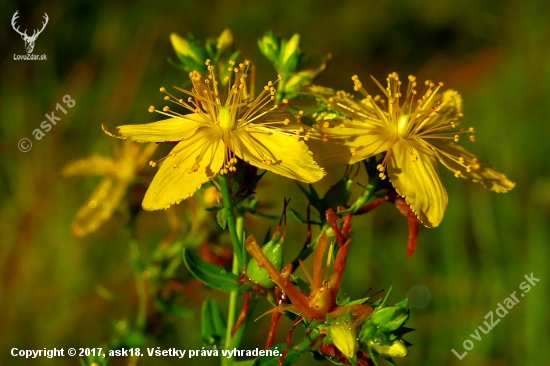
[67,29,514,366]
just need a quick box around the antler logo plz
[11,11,49,54]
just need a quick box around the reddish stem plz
[231,292,250,336]
[278,316,302,366]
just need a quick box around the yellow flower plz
[313,73,515,228]
[103,60,324,211]
[62,141,157,237]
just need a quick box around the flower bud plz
[246,236,283,289]
[328,315,358,360]
[216,28,233,50]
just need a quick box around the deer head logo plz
[11,11,49,54]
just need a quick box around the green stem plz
[218,174,244,270]
[223,258,239,366]
[236,210,246,265]
[340,176,380,214]
[219,175,248,366]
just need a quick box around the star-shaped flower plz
[63,141,157,236]
[103,60,324,210]
[312,73,515,227]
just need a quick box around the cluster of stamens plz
[144,59,315,174]
[319,72,478,180]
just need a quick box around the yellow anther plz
[149,161,157,167]
[164,96,169,100]
[163,106,169,112]
[454,135,460,142]
[148,106,155,113]
[284,118,290,125]
[160,87,166,92]
[469,135,476,142]
[454,171,461,178]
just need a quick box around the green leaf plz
[201,299,227,347]
[183,249,248,293]
[217,209,227,229]
[339,296,371,307]
[322,178,352,209]
[252,344,300,366]
[289,208,308,223]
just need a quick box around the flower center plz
[218,106,234,132]
[396,114,409,138]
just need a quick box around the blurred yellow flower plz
[103,60,324,210]
[313,73,515,227]
[62,141,157,237]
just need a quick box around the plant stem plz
[236,210,246,265]
[341,176,380,214]
[219,175,248,366]
[223,258,239,366]
[218,174,244,270]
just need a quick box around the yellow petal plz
[231,126,324,183]
[102,115,206,143]
[306,129,355,171]
[429,140,515,193]
[142,127,224,210]
[315,120,390,165]
[62,155,118,177]
[387,140,448,228]
[72,177,128,237]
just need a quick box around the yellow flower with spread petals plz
[313,73,515,228]
[103,60,324,211]
[63,141,157,237]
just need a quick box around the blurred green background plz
[1,0,550,365]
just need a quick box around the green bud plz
[358,295,411,362]
[258,31,280,66]
[246,236,283,288]
[170,33,201,63]
[280,33,300,73]
[369,306,409,332]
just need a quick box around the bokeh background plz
[1,0,550,365]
